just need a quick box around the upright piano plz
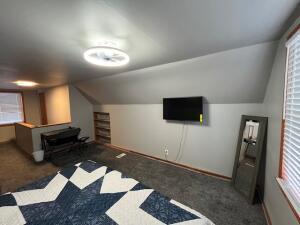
[41,127,81,159]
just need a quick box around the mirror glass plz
[234,120,259,197]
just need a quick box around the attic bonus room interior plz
[0,1,299,225]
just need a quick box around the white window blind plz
[282,29,300,213]
[0,92,24,125]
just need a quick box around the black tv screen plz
[163,97,203,121]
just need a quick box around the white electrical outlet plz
[164,148,169,155]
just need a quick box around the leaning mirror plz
[232,115,268,204]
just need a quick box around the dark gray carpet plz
[73,143,267,225]
[0,142,267,225]
[0,142,58,194]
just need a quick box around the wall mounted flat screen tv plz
[163,97,203,121]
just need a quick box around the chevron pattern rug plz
[0,160,214,225]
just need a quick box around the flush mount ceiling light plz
[13,80,38,87]
[83,46,130,67]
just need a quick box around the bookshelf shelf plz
[94,112,111,144]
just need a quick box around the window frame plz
[0,90,26,127]
[278,24,300,223]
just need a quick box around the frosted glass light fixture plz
[83,46,130,67]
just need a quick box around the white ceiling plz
[0,0,298,89]
[76,42,277,104]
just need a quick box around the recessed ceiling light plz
[83,46,130,67]
[13,80,38,87]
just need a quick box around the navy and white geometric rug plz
[0,160,214,225]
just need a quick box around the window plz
[280,28,300,219]
[0,92,24,125]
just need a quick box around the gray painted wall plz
[69,85,94,141]
[261,17,300,225]
[95,104,262,177]
[77,42,277,104]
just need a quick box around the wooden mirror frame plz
[231,115,268,204]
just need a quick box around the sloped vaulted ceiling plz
[76,42,278,104]
[0,0,298,90]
